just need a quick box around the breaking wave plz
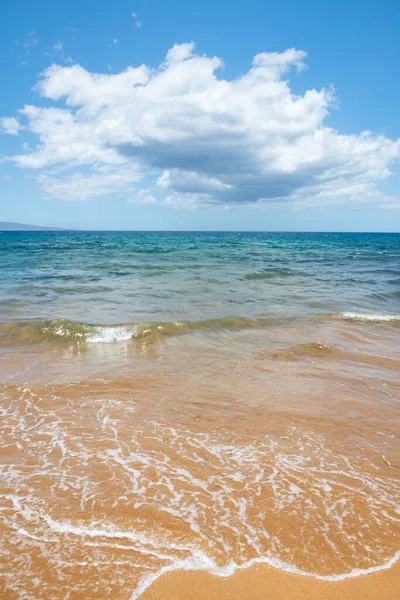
[339,312,400,323]
[0,316,278,347]
[1,311,399,348]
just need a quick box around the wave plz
[85,325,138,344]
[0,316,279,347]
[130,549,400,600]
[268,341,400,369]
[242,270,293,281]
[1,311,399,348]
[271,342,339,360]
[339,312,400,323]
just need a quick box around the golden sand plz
[141,561,400,600]
[0,320,399,599]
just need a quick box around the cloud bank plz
[2,43,399,207]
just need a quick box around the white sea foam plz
[43,515,194,554]
[130,550,400,600]
[86,326,137,343]
[2,386,399,599]
[340,312,400,322]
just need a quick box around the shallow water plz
[1,231,399,324]
[0,232,399,599]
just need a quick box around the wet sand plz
[141,560,400,600]
[0,319,399,599]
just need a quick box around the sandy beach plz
[141,561,400,600]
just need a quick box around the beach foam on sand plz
[140,560,400,600]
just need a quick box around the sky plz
[0,0,399,231]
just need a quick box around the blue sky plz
[0,0,399,231]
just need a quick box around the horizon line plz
[1,227,399,234]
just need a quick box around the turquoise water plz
[0,231,399,328]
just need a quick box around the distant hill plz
[0,221,65,231]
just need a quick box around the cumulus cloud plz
[126,188,159,205]
[1,43,399,205]
[0,117,22,135]
[38,164,141,201]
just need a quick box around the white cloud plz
[38,164,141,201]
[378,194,400,210]
[135,21,143,28]
[126,188,159,205]
[113,38,119,44]
[164,42,196,66]
[0,117,22,135]
[2,43,399,207]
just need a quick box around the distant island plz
[0,221,65,231]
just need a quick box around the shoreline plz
[2,230,399,599]
[139,558,400,600]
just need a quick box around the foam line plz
[340,312,400,322]
[130,549,400,600]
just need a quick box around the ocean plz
[0,231,399,599]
